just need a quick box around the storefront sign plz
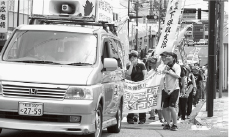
[0,0,8,33]
[96,0,113,23]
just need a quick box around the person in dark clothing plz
[178,65,196,121]
[126,50,147,124]
[192,66,202,106]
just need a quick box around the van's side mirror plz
[104,58,118,71]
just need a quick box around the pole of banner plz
[17,0,20,26]
[157,0,161,45]
[135,1,139,51]
[218,1,224,98]
[207,0,216,117]
[149,0,152,49]
[128,0,130,39]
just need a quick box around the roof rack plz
[29,15,118,36]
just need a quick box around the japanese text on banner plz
[123,71,165,114]
[155,0,183,55]
[0,0,8,33]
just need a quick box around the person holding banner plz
[162,52,181,131]
[147,56,163,123]
[126,50,147,124]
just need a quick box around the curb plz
[186,100,205,124]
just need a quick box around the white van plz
[0,15,125,137]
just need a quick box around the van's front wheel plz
[107,103,122,133]
[87,104,102,137]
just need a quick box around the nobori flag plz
[154,0,183,56]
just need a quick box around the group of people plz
[125,50,208,131]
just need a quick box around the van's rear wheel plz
[87,104,102,137]
[0,128,2,134]
[107,103,122,133]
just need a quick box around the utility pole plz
[17,0,20,26]
[219,2,224,98]
[135,1,139,51]
[207,0,216,117]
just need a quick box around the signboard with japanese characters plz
[96,0,113,23]
[0,0,8,33]
[154,0,182,56]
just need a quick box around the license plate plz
[18,102,43,116]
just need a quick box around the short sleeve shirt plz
[165,63,181,90]
[127,62,146,82]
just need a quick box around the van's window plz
[3,30,97,65]
[102,38,122,69]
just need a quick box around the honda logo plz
[29,88,38,95]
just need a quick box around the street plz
[0,124,227,137]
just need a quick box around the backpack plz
[168,64,187,90]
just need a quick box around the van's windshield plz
[3,30,97,65]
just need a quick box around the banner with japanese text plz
[123,71,165,114]
[154,0,183,56]
[0,0,8,40]
[176,25,193,65]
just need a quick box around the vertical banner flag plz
[123,71,165,114]
[154,0,183,56]
[0,0,8,40]
[177,25,193,65]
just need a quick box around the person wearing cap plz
[162,52,181,131]
[126,50,147,124]
[156,51,169,125]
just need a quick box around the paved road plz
[0,126,227,137]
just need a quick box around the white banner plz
[0,0,8,33]
[154,0,183,56]
[123,71,165,114]
[96,0,113,23]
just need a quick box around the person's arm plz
[142,69,147,79]
[181,77,186,94]
[191,74,197,95]
[126,64,133,76]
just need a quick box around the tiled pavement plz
[194,95,228,130]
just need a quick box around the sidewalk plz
[193,92,228,130]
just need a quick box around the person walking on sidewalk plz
[126,50,147,124]
[162,52,181,131]
[178,65,196,121]
[192,65,202,106]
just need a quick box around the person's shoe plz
[163,124,170,130]
[159,119,164,123]
[138,121,145,124]
[177,116,180,120]
[133,116,138,122]
[187,115,190,119]
[170,124,178,131]
[127,120,134,124]
[148,116,155,120]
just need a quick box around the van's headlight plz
[64,87,93,100]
